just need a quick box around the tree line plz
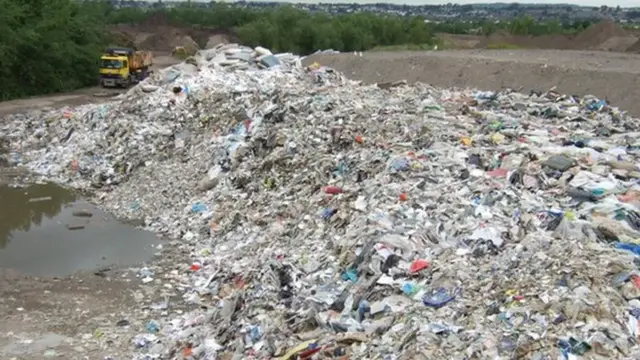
[0,0,601,102]
[0,0,109,101]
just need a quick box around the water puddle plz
[0,183,160,276]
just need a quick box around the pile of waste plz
[4,44,640,359]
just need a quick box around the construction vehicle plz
[99,47,153,88]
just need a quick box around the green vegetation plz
[107,4,436,55]
[0,0,110,101]
[485,42,522,50]
[432,17,595,36]
[0,0,604,102]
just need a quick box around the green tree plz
[0,0,108,100]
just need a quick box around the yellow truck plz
[99,47,153,88]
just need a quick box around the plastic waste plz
[423,287,461,308]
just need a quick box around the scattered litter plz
[66,224,85,230]
[28,196,52,203]
[72,209,93,217]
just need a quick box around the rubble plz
[3,43,640,359]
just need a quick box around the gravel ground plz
[2,48,640,359]
[0,238,194,360]
[304,49,640,117]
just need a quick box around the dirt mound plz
[626,39,640,53]
[573,20,630,49]
[205,34,231,49]
[468,20,634,52]
[188,28,239,49]
[109,30,137,48]
[109,23,239,52]
[596,36,638,52]
[138,28,201,53]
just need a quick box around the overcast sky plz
[153,0,638,7]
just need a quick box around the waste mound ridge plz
[4,43,640,358]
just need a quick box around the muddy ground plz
[2,48,640,358]
[0,252,200,360]
[0,175,191,359]
[0,267,141,359]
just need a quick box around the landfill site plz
[4,26,640,360]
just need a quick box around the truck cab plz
[99,55,131,87]
[99,48,153,88]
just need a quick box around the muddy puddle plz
[0,183,160,276]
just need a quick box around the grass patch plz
[486,42,522,50]
[172,52,191,60]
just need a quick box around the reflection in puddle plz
[0,183,160,276]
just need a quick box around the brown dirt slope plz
[626,39,640,53]
[109,12,239,52]
[304,50,640,117]
[596,36,638,52]
[441,20,638,53]
[573,19,631,49]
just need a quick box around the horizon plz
[134,0,640,8]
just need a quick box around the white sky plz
[148,0,639,7]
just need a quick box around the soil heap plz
[573,19,633,50]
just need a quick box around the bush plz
[0,0,109,101]
[235,8,436,54]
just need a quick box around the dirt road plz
[0,55,180,118]
[304,49,640,117]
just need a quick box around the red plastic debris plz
[190,263,201,271]
[409,259,429,273]
[487,168,508,178]
[325,186,344,195]
[299,346,323,359]
[233,275,245,289]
